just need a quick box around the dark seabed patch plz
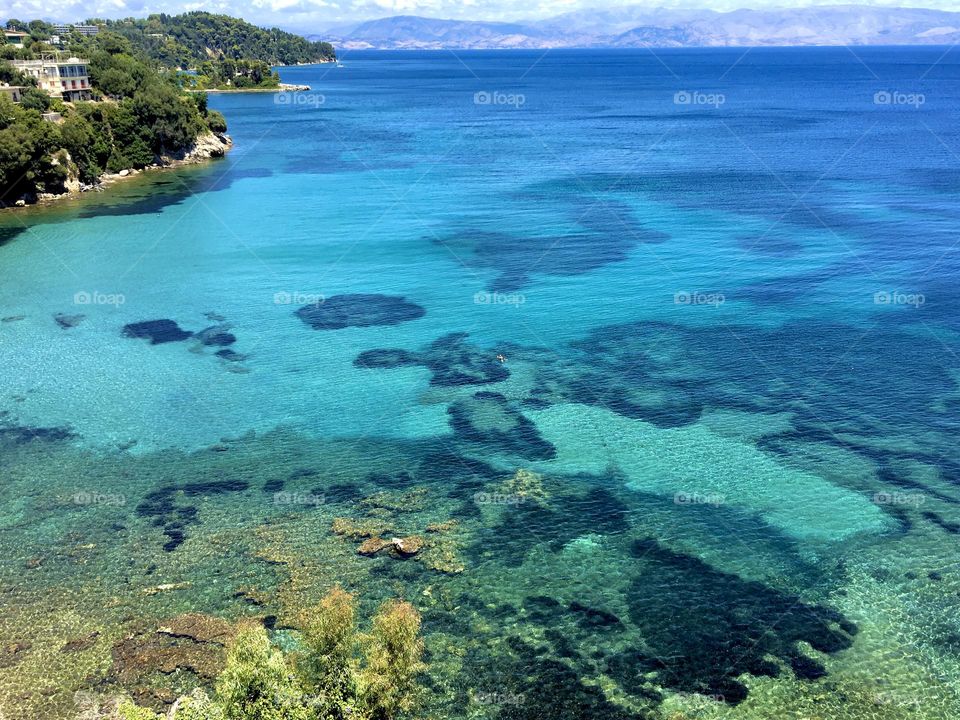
[622,538,855,703]
[295,294,425,330]
[0,225,26,246]
[448,391,556,461]
[195,324,236,347]
[123,319,194,344]
[355,332,508,386]
[54,313,85,329]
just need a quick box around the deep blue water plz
[1,48,960,719]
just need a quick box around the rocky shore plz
[202,82,311,93]
[6,132,233,209]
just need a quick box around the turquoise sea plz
[2,47,960,719]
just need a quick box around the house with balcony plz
[10,58,93,101]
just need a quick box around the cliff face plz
[162,131,233,164]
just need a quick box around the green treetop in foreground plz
[118,589,426,720]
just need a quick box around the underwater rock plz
[182,478,248,496]
[54,312,85,329]
[354,332,509,387]
[141,581,192,596]
[621,537,856,703]
[353,348,419,369]
[1,315,25,322]
[263,477,285,493]
[60,632,99,653]
[568,601,621,629]
[204,311,227,322]
[436,206,665,291]
[110,629,226,687]
[469,487,629,567]
[361,486,429,513]
[157,613,234,645]
[215,348,246,362]
[391,535,425,557]
[922,510,960,534]
[331,516,393,540]
[0,423,75,445]
[448,391,556,460]
[295,293,425,330]
[122,319,193,344]
[196,324,236,347]
[500,468,550,506]
[358,537,391,556]
[0,640,31,668]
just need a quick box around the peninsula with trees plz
[0,13,336,207]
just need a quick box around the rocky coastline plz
[3,132,233,210]
[202,82,311,93]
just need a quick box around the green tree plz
[17,87,50,112]
[206,110,227,133]
[299,587,359,720]
[215,622,309,720]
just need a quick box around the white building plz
[52,24,99,37]
[3,30,29,46]
[11,58,92,101]
[0,85,25,103]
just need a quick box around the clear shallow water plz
[1,48,960,719]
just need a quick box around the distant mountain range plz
[316,5,960,49]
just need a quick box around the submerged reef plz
[123,319,194,344]
[295,294,425,330]
[354,332,509,386]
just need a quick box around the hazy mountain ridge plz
[321,5,960,49]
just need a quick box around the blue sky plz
[4,0,957,32]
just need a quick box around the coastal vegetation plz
[93,13,336,68]
[3,14,335,67]
[187,59,282,91]
[0,30,226,204]
[116,589,425,720]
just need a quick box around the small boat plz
[336,61,345,68]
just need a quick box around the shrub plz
[111,591,426,720]
[118,700,163,720]
[300,587,358,719]
[206,110,228,134]
[172,689,226,720]
[359,600,426,720]
[215,621,309,720]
